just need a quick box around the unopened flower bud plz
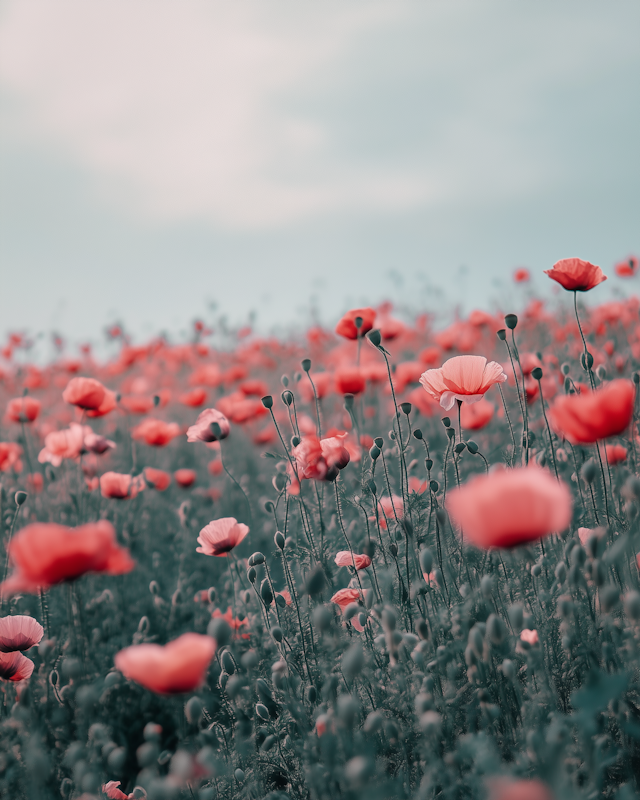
[624,590,640,620]
[249,552,265,566]
[561,362,571,375]
[256,703,270,721]
[221,650,235,674]
[274,531,285,549]
[369,445,380,460]
[581,459,597,484]
[600,585,619,613]
[389,543,398,559]
[247,567,256,583]
[419,548,433,575]
[501,659,515,681]
[581,351,594,370]
[466,440,479,454]
[14,491,27,506]
[367,329,382,348]
[185,696,203,725]
[487,613,506,645]
[235,768,246,782]
[505,313,518,330]
[270,626,283,643]
[554,562,567,583]
[260,579,273,606]
[430,480,439,493]
[400,402,412,415]
[497,329,507,341]
[454,442,466,454]
[413,428,423,440]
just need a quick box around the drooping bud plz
[367,329,382,348]
[274,531,285,549]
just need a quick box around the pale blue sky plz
[1,1,639,352]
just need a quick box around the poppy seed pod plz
[305,565,326,596]
[532,367,543,381]
[413,428,423,440]
[301,358,311,372]
[497,329,507,341]
[581,460,597,484]
[446,428,456,439]
[419,548,433,575]
[281,391,293,406]
[400,402,412,415]
[261,396,273,409]
[367,329,382,348]
[505,314,518,329]
[374,437,384,448]
[454,442,466,455]
[441,417,451,428]
[466,440,479,455]
[15,491,27,506]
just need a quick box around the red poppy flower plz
[1,520,135,596]
[334,552,371,570]
[605,443,628,464]
[38,423,87,466]
[335,367,366,395]
[547,380,634,444]
[544,258,607,292]
[174,469,197,487]
[446,466,572,549]
[100,472,145,499]
[513,268,530,283]
[488,778,554,800]
[187,408,230,443]
[178,388,207,407]
[144,467,171,491]
[614,255,638,278]
[5,397,41,424]
[335,308,376,340]
[460,398,495,430]
[62,377,107,410]
[86,388,117,418]
[114,632,216,694]
[0,442,23,473]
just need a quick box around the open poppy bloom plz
[212,606,250,639]
[288,433,350,493]
[0,442,23,473]
[547,380,634,444]
[179,387,207,407]
[86,388,117,418]
[513,268,530,283]
[114,632,216,694]
[460,398,495,430]
[187,408,231,443]
[446,466,572,549]
[615,255,639,278]
[544,258,607,292]
[0,651,34,682]
[335,307,376,340]
[38,423,88,466]
[174,468,197,487]
[100,472,145,499]
[334,552,371,570]
[131,418,181,446]
[420,355,507,411]
[1,520,135,596]
[605,443,628,464]
[144,467,171,491]
[335,367,366,395]
[62,377,107,410]
[197,517,249,556]
[102,781,131,800]
[331,588,365,630]
[0,615,44,652]
[6,396,41,423]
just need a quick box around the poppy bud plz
[416,619,429,640]
[454,442,466,454]
[419,548,433,574]
[532,367,543,381]
[501,659,516,681]
[366,479,377,495]
[235,768,245,782]
[400,402,412,415]
[600,585,619,613]
[249,552,265,566]
[220,650,235,675]
[208,616,232,647]
[554,562,567,583]
[301,358,311,372]
[281,390,293,406]
[389,543,398,559]
[358,611,367,628]
[382,607,397,631]
[624,590,640,620]
[508,602,524,631]
[367,329,382,348]
[364,710,383,733]
[441,417,451,428]
[596,365,607,380]
[581,351,594,370]
[270,626,283,643]
[480,575,493,597]
[369,445,380,460]
[497,329,507,341]
[342,642,365,678]
[256,703,270,721]
[468,626,484,659]
[313,605,332,630]
[561,362,571,375]
[634,372,640,385]
[149,581,160,595]
[261,395,273,409]
[185,696,203,725]
[505,314,518,329]
[487,613,506,645]
[374,437,384,448]
[436,509,447,527]
[261,579,273,606]
[247,567,256,583]
[413,428,423,440]
[581,460,597,484]
[430,480,439,493]
[531,563,542,578]
[446,428,455,440]
[306,685,317,703]
[305,565,326,596]
[274,531,285,549]
[14,491,27,506]
[291,435,300,447]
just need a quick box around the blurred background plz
[1,0,639,351]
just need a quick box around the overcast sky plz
[1,0,639,350]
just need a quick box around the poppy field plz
[3,257,640,800]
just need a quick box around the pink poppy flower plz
[460,398,495,430]
[520,629,539,646]
[373,495,404,529]
[446,467,572,549]
[335,307,376,340]
[544,257,607,292]
[197,517,249,557]
[331,588,365,631]
[179,388,207,407]
[187,408,231,443]
[62,377,107,410]
[38,423,88,466]
[604,443,628,464]
[83,432,116,455]
[334,552,372,570]
[114,632,216,694]
[488,778,554,800]
[420,355,507,411]
[0,651,34,682]
[102,781,129,800]
[5,396,41,424]
[100,472,145,500]
[0,615,44,652]
[547,380,634,444]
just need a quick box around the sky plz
[1,0,639,351]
